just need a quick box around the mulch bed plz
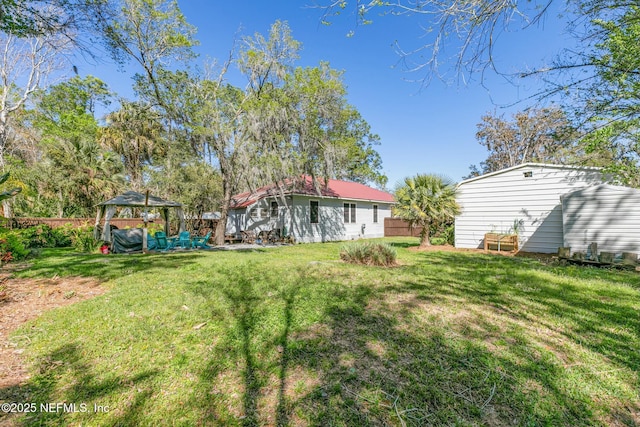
[0,265,105,389]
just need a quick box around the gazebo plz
[95,191,185,242]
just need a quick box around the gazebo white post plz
[142,190,149,253]
[102,205,117,242]
[94,206,104,240]
[163,208,170,236]
[177,208,186,233]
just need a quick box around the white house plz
[227,176,394,243]
[455,163,605,253]
[561,184,640,254]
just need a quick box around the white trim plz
[296,194,393,204]
[343,202,357,223]
[458,163,602,186]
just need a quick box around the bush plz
[430,237,447,246]
[139,222,164,235]
[69,224,99,253]
[18,224,72,248]
[442,224,455,245]
[429,223,455,246]
[0,229,29,263]
[340,241,397,267]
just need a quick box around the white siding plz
[226,209,246,237]
[227,197,292,237]
[562,185,640,254]
[290,196,392,243]
[455,164,603,253]
[228,196,392,243]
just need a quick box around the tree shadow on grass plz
[284,275,632,426]
[187,265,302,426]
[16,250,209,282]
[157,253,637,425]
[188,265,264,426]
[0,342,157,426]
[402,251,640,374]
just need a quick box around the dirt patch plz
[0,266,105,389]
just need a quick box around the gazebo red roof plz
[229,176,394,209]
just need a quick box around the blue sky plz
[85,1,569,188]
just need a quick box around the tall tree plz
[578,6,640,186]
[283,63,386,188]
[0,172,20,203]
[32,75,122,217]
[0,30,72,169]
[0,0,110,40]
[322,1,640,185]
[147,148,223,219]
[40,138,123,216]
[468,107,579,176]
[393,174,460,248]
[99,0,197,110]
[99,101,164,190]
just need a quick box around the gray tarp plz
[111,228,143,253]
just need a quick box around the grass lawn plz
[1,238,638,426]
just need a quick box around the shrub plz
[18,224,72,248]
[0,229,29,263]
[340,241,397,267]
[442,224,455,245]
[139,222,164,235]
[69,224,100,253]
[430,237,447,246]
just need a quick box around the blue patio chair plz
[174,231,192,249]
[147,234,158,250]
[154,231,171,250]
[192,231,212,249]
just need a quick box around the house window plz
[250,209,259,219]
[260,208,268,219]
[373,205,378,223]
[523,171,533,178]
[310,201,319,224]
[344,203,356,223]
[270,201,278,217]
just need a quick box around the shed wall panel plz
[562,185,640,253]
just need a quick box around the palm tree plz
[99,102,163,191]
[393,174,461,248]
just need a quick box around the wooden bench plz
[241,230,256,244]
[484,233,518,252]
[224,234,241,244]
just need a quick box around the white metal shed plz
[561,184,640,254]
[455,163,604,253]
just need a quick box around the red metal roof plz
[229,176,394,209]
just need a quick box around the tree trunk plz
[419,222,431,248]
[214,177,233,246]
[1,199,9,218]
[58,190,64,218]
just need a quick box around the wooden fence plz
[7,217,218,238]
[384,217,423,237]
[8,217,164,230]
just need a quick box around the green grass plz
[1,239,639,426]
